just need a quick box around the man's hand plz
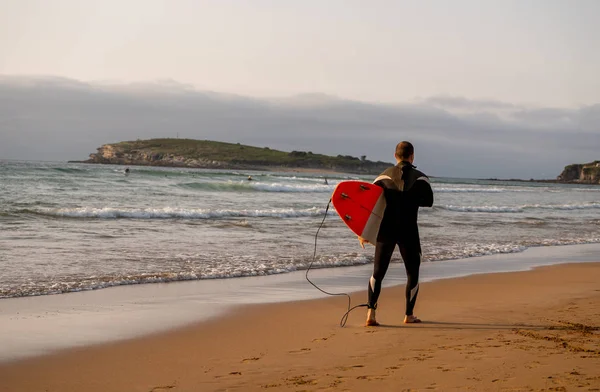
[358,236,370,249]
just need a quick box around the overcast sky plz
[1,0,599,178]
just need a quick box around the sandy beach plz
[1,262,598,392]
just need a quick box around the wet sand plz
[1,262,598,392]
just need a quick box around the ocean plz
[1,160,599,299]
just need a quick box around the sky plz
[1,0,599,178]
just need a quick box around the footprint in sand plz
[356,375,385,381]
[288,347,311,354]
[242,356,261,363]
[525,361,542,369]
[386,365,403,370]
[329,379,344,387]
[337,365,364,371]
[284,375,317,386]
[413,354,434,361]
[149,386,176,392]
[261,383,281,389]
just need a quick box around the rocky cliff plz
[84,142,227,169]
[557,161,600,184]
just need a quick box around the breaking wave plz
[28,206,336,220]
[3,237,600,298]
[439,203,600,213]
[433,187,507,193]
[179,181,333,193]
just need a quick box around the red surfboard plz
[331,181,386,245]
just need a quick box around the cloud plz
[422,95,517,111]
[0,76,598,179]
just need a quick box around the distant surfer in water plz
[247,175,253,181]
[323,177,328,185]
[361,141,434,326]
[125,168,130,175]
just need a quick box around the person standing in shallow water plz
[360,141,434,326]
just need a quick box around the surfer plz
[247,175,253,181]
[323,177,328,185]
[362,141,434,326]
[124,168,130,175]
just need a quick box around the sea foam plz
[34,206,336,219]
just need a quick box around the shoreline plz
[1,261,598,391]
[1,244,600,363]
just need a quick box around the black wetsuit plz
[367,161,434,316]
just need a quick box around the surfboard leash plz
[305,199,369,327]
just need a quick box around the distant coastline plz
[70,138,393,175]
[70,138,599,184]
[483,160,600,185]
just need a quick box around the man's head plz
[395,141,414,163]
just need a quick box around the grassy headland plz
[79,138,392,174]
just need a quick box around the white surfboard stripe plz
[360,192,386,244]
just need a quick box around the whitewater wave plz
[129,168,242,177]
[180,182,521,194]
[180,181,334,193]
[0,254,372,298]
[4,237,600,298]
[30,206,336,219]
[179,183,533,194]
[265,174,340,182]
[439,203,600,213]
[433,187,507,193]
[250,182,333,192]
[426,243,528,261]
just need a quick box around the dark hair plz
[395,141,414,160]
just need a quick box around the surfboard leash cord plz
[305,199,368,327]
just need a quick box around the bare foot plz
[403,315,422,324]
[365,308,379,326]
[365,319,380,327]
